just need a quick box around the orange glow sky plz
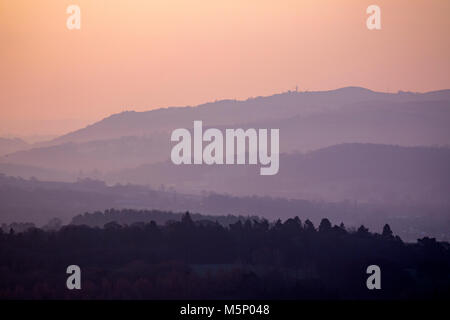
[1,0,449,136]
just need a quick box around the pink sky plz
[1,0,449,136]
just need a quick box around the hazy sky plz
[1,0,449,136]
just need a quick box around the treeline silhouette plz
[71,208,261,228]
[0,212,449,299]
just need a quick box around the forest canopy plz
[0,211,449,299]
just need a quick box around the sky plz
[1,0,449,136]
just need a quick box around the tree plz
[357,225,369,235]
[319,218,332,233]
[304,219,316,232]
[181,211,194,226]
[382,224,393,238]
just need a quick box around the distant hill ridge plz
[50,87,450,144]
[0,87,449,191]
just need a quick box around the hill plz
[1,87,449,173]
[0,174,449,242]
[107,143,450,205]
[0,137,28,156]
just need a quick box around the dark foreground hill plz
[0,213,449,299]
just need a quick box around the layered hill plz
[1,87,449,173]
